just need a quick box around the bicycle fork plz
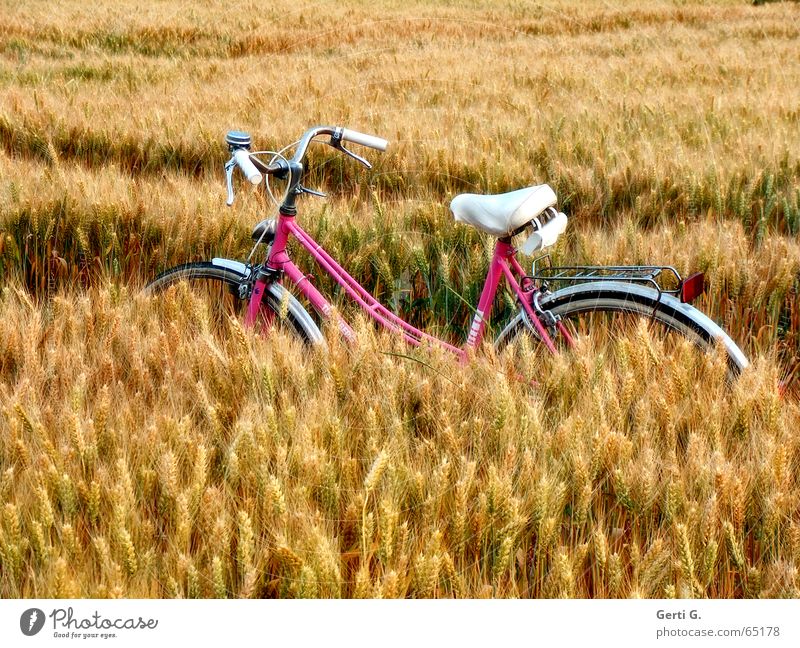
[244,278,269,328]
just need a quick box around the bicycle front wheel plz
[494,281,748,376]
[143,259,324,345]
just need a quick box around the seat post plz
[465,238,517,349]
[495,237,515,257]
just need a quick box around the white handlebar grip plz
[233,149,263,185]
[341,128,389,152]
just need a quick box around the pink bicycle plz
[145,125,749,374]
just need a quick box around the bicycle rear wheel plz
[144,259,324,345]
[494,281,748,376]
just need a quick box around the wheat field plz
[1,0,799,598]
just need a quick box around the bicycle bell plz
[225,130,252,150]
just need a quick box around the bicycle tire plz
[494,281,748,375]
[144,259,324,346]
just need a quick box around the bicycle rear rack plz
[529,255,685,303]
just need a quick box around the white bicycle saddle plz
[450,184,557,237]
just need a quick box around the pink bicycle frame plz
[245,208,571,358]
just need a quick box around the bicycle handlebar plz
[289,125,389,165]
[233,148,263,185]
[340,128,389,152]
[225,125,389,205]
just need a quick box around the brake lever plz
[225,158,236,206]
[339,143,372,169]
[328,134,372,169]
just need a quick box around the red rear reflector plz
[681,272,705,303]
